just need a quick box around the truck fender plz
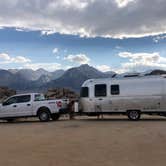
[37,106,51,116]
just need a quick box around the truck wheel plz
[38,110,50,122]
[51,114,60,121]
[127,110,140,121]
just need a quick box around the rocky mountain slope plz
[0,87,16,102]
[43,64,115,92]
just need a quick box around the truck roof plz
[12,93,41,97]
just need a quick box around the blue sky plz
[0,0,166,73]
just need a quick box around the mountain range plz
[0,65,165,93]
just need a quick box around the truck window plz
[34,94,45,101]
[3,97,17,105]
[111,84,120,95]
[80,87,89,97]
[95,84,107,97]
[16,95,31,103]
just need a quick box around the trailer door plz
[94,84,111,112]
[80,87,94,113]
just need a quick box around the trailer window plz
[111,84,120,95]
[80,87,89,97]
[95,84,107,97]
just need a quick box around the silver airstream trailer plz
[80,75,166,120]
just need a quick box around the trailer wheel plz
[6,119,15,123]
[51,114,60,121]
[38,110,50,122]
[127,110,140,121]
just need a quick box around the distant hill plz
[145,69,166,75]
[51,70,65,80]
[43,64,116,91]
[15,69,42,81]
[8,68,65,82]
[0,70,14,86]
[0,68,64,92]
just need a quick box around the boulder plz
[0,87,16,102]
[46,88,79,101]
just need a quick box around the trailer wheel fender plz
[127,110,141,121]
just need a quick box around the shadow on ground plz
[0,116,166,124]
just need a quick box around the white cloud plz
[153,35,166,43]
[24,63,62,71]
[11,56,31,63]
[119,52,160,64]
[0,53,10,61]
[96,65,111,72]
[0,0,165,38]
[55,0,89,9]
[53,48,59,54]
[0,53,31,64]
[117,52,166,73]
[64,54,90,64]
[115,0,134,8]
[65,65,74,70]
[52,48,61,59]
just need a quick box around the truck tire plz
[38,110,50,122]
[51,114,60,121]
[127,110,141,121]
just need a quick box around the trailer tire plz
[51,114,60,121]
[38,109,50,122]
[127,110,141,121]
[6,119,15,123]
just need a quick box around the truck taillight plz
[56,101,62,108]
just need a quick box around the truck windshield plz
[34,94,45,101]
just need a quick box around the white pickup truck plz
[0,93,69,122]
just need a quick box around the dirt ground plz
[0,115,166,166]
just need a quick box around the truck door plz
[14,95,32,116]
[0,96,18,117]
[94,84,111,113]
